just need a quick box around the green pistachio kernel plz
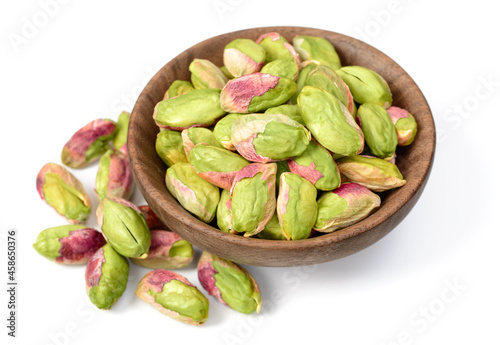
[165,163,220,223]
[277,173,318,240]
[297,86,364,156]
[154,89,226,130]
[154,279,209,323]
[265,104,305,126]
[337,66,392,108]
[213,261,261,314]
[86,244,129,310]
[156,130,188,167]
[357,103,398,158]
[293,35,341,70]
[164,80,195,100]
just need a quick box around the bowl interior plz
[128,26,436,267]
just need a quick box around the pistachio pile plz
[154,32,418,240]
[34,111,262,325]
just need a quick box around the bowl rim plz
[128,25,436,266]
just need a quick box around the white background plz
[1,1,499,344]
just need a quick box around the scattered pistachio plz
[198,251,262,314]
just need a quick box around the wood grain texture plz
[128,26,436,267]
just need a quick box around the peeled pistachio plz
[229,163,277,236]
[260,56,299,81]
[198,251,262,314]
[212,113,244,151]
[95,149,134,201]
[36,162,91,224]
[181,127,223,156]
[290,61,318,104]
[292,35,341,70]
[130,230,193,269]
[337,66,392,108]
[165,163,220,223]
[276,173,318,240]
[231,113,311,163]
[155,130,188,167]
[61,118,116,169]
[135,269,209,325]
[288,140,341,191]
[264,104,305,126]
[189,58,228,90]
[256,212,286,240]
[96,197,151,259]
[33,225,105,264]
[85,244,129,310]
[220,73,297,114]
[216,189,234,233]
[223,38,266,77]
[336,155,406,192]
[163,80,195,100]
[314,182,381,232]
[297,86,364,156]
[112,111,130,154]
[305,65,352,113]
[386,106,418,146]
[256,32,301,64]
[188,144,249,190]
[153,89,226,130]
[357,103,398,159]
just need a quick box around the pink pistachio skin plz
[288,160,324,185]
[57,229,106,264]
[138,205,165,230]
[131,230,192,269]
[255,32,283,43]
[198,170,240,191]
[385,153,397,165]
[135,270,203,326]
[61,119,116,169]
[229,163,277,237]
[220,73,280,113]
[103,150,135,201]
[386,106,415,146]
[342,80,355,115]
[283,42,302,65]
[334,182,377,202]
[197,253,228,308]
[85,247,105,293]
[224,48,265,78]
[276,176,289,220]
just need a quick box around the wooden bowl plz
[128,26,436,267]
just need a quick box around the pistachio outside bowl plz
[128,26,436,267]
